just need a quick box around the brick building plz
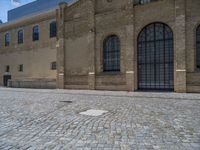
[0,0,200,93]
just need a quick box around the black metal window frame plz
[196,25,200,69]
[137,22,174,91]
[50,21,57,38]
[18,30,24,44]
[18,64,23,72]
[32,25,39,41]
[5,33,10,47]
[103,35,120,72]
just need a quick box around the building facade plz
[0,0,200,93]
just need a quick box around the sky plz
[0,0,35,23]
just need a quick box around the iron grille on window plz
[18,30,23,44]
[50,21,57,38]
[103,35,120,72]
[32,26,39,41]
[5,33,10,46]
[197,25,200,69]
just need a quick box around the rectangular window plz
[5,33,10,47]
[18,64,23,72]
[137,0,157,5]
[50,22,57,38]
[18,30,24,44]
[5,65,10,72]
[32,26,39,41]
[51,62,57,70]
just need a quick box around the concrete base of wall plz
[8,79,56,89]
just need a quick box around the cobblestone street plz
[0,88,200,150]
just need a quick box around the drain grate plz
[60,101,73,103]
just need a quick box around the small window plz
[51,62,57,70]
[103,35,120,72]
[50,21,57,38]
[139,0,155,4]
[18,30,23,44]
[5,33,10,46]
[197,25,200,69]
[18,64,23,72]
[5,65,10,72]
[32,25,39,41]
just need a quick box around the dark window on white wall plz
[32,25,39,41]
[5,33,10,46]
[197,25,200,69]
[18,30,23,44]
[51,62,57,70]
[50,21,57,38]
[103,35,120,72]
[5,65,10,72]
[18,64,23,72]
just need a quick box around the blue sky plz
[0,0,35,23]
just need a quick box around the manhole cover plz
[79,109,108,116]
[60,101,73,103]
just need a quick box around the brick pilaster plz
[56,2,67,89]
[174,0,187,92]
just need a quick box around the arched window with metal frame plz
[197,25,200,69]
[103,35,120,72]
[138,22,174,91]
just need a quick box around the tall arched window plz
[103,35,120,72]
[32,25,39,41]
[5,33,10,47]
[18,30,23,44]
[50,21,57,38]
[197,25,200,69]
[138,23,174,90]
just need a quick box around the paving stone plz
[0,88,199,149]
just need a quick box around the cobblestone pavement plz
[0,88,200,150]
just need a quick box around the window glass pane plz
[18,30,23,44]
[138,23,174,90]
[51,62,57,70]
[5,33,10,46]
[33,26,39,41]
[103,35,120,72]
[139,0,152,4]
[50,22,57,38]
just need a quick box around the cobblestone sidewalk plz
[0,88,200,150]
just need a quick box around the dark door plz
[3,75,11,86]
[138,23,174,91]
